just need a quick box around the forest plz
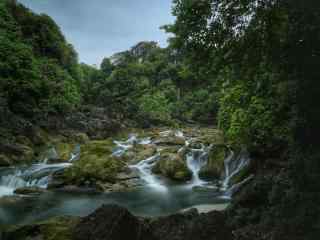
[0,0,319,239]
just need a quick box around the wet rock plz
[152,153,192,181]
[130,144,157,164]
[14,187,46,195]
[61,139,125,187]
[199,145,227,181]
[189,141,203,149]
[150,209,232,240]
[55,142,76,162]
[73,205,154,240]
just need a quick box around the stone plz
[150,209,232,240]
[73,205,154,240]
[152,153,192,181]
[14,187,46,195]
[199,145,227,181]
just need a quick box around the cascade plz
[130,153,167,192]
[0,146,80,197]
[185,144,211,187]
[222,149,251,192]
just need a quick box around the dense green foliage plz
[164,0,295,153]
[165,0,320,238]
[0,0,81,116]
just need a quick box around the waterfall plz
[222,149,251,193]
[0,146,79,197]
[112,134,137,157]
[224,174,254,198]
[130,153,167,192]
[185,144,212,187]
[69,144,81,162]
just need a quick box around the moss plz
[199,145,227,181]
[152,153,192,181]
[62,139,125,186]
[55,142,76,161]
[4,217,79,240]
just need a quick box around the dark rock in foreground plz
[73,204,232,240]
[150,208,232,240]
[73,204,155,240]
[3,204,232,240]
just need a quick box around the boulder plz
[199,145,227,181]
[60,139,126,188]
[150,209,232,240]
[129,144,157,164]
[55,143,77,162]
[152,153,192,181]
[73,205,154,240]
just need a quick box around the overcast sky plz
[19,0,174,66]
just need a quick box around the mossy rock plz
[199,145,227,181]
[55,142,77,162]
[152,153,192,181]
[129,145,157,164]
[4,216,80,240]
[62,139,125,186]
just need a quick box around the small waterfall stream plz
[0,146,80,197]
[130,153,167,192]
[113,135,167,192]
[185,145,211,187]
[222,149,250,190]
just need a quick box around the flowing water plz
[0,130,251,226]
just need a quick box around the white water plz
[130,153,167,192]
[112,134,138,157]
[222,149,250,191]
[186,145,210,187]
[0,146,80,197]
